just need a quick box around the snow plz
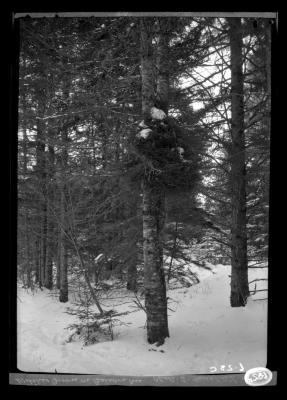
[94,253,104,263]
[137,129,153,139]
[138,120,148,128]
[150,107,166,121]
[17,264,267,376]
[255,237,264,242]
[177,147,185,160]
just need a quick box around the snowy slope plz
[17,264,268,376]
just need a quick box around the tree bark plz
[228,18,249,307]
[25,216,32,287]
[21,88,32,287]
[44,136,55,289]
[143,182,169,344]
[140,18,169,344]
[59,128,69,302]
[35,117,46,287]
[41,178,48,285]
[265,20,271,134]
[56,224,61,289]
[127,263,137,292]
[35,239,42,287]
[59,181,68,302]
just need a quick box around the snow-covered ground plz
[17,264,268,376]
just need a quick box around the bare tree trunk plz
[25,217,32,288]
[59,128,69,303]
[35,117,46,288]
[44,138,55,289]
[59,181,68,302]
[140,18,169,344]
[228,17,249,307]
[56,224,61,289]
[40,169,48,287]
[126,189,139,292]
[266,21,271,100]
[143,182,169,344]
[44,208,54,289]
[35,239,42,288]
[21,91,32,287]
[265,20,271,133]
[127,263,137,292]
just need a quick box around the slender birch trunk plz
[140,18,169,344]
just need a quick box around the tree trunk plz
[22,95,32,287]
[36,239,42,288]
[44,208,54,289]
[126,187,139,292]
[265,20,271,134]
[35,118,46,288]
[25,217,32,288]
[126,263,137,292]
[44,135,55,289]
[228,17,249,307]
[41,182,48,286]
[140,18,169,344]
[56,224,61,289]
[59,128,69,303]
[59,182,68,302]
[143,182,169,344]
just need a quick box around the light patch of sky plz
[169,108,181,117]
[243,34,257,47]
[77,125,86,133]
[176,40,233,200]
[179,47,231,112]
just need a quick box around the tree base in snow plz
[44,280,53,290]
[59,292,68,303]
[230,291,249,307]
[147,327,169,346]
